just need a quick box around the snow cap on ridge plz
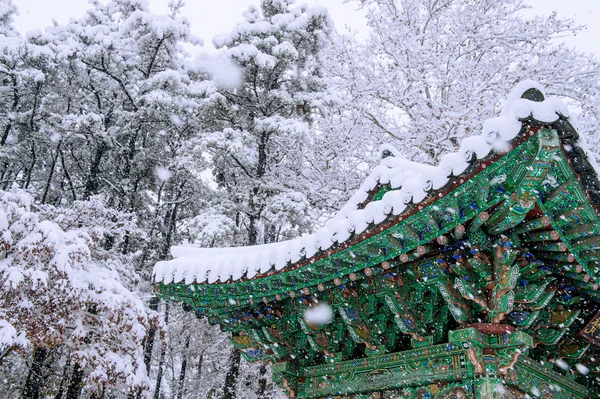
[500,80,547,116]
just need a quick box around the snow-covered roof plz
[153,81,569,285]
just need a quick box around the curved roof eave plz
[153,82,578,286]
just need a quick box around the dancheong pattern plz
[156,89,600,397]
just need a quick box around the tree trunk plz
[84,141,107,199]
[221,348,241,399]
[176,335,191,399]
[152,302,169,399]
[142,181,183,398]
[1,121,12,146]
[257,363,268,398]
[197,352,204,377]
[65,361,84,399]
[59,148,77,201]
[23,347,47,399]
[0,77,17,146]
[247,131,269,246]
[143,296,159,375]
[151,338,166,399]
[24,83,42,190]
[54,355,71,399]
[248,213,259,246]
[41,142,61,204]
[24,141,36,189]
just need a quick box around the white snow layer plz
[153,82,569,285]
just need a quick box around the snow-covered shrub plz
[0,188,159,396]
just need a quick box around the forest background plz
[1,0,600,398]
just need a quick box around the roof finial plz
[521,87,545,102]
[500,80,547,116]
[381,149,394,159]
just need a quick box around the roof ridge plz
[153,81,569,285]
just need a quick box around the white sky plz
[11,0,600,57]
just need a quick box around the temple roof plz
[154,82,600,397]
[153,81,575,285]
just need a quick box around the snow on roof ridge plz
[153,81,568,285]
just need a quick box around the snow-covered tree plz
[0,0,21,149]
[179,2,335,398]
[0,188,159,397]
[199,0,333,247]
[0,1,218,397]
[0,0,212,269]
[325,0,600,164]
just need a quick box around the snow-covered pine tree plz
[202,0,332,247]
[0,0,56,194]
[191,1,332,397]
[27,0,208,265]
[325,0,600,164]
[0,0,21,150]
[0,0,214,273]
[0,1,220,397]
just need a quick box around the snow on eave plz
[153,81,568,286]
